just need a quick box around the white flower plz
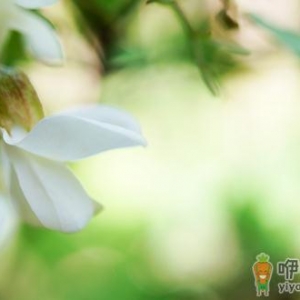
[0,0,62,64]
[1,105,146,232]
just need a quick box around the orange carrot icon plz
[252,253,273,297]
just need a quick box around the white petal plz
[10,166,43,227]
[4,105,147,161]
[0,195,18,248]
[9,8,63,64]
[93,200,103,215]
[10,164,101,228]
[1,143,12,189]
[60,105,145,133]
[5,145,96,232]
[15,0,58,8]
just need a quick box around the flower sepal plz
[0,67,44,134]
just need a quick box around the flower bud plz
[0,68,44,134]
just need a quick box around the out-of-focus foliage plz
[71,0,247,94]
[1,197,295,300]
[71,0,142,64]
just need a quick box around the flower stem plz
[167,1,219,95]
[169,1,195,39]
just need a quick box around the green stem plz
[168,1,219,95]
[169,1,195,39]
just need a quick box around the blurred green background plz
[2,0,300,299]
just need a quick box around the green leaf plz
[1,31,27,66]
[193,37,245,95]
[250,13,300,56]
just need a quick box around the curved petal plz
[60,105,145,133]
[9,165,102,228]
[10,166,43,227]
[4,105,147,161]
[15,0,58,8]
[9,161,102,229]
[9,8,63,64]
[5,145,96,232]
